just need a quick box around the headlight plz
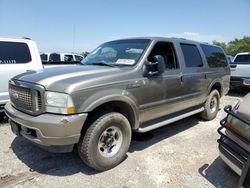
[45,91,75,114]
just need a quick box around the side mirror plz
[143,55,165,77]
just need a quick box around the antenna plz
[73,24,76,53]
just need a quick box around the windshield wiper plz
[91,62,116,67]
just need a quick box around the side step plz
[137,107,204,133]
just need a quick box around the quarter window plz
[0,41,31,64]
[180,44,203,68]
[200,44,228,67]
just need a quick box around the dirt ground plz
[0,91,248,188]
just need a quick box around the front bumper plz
[230,76,250,87]
[217,106,250,176]
[5,102,88,152]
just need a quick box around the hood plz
[13,65,128,93]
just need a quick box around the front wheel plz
[200,89,220,121]
[77,112,132,171]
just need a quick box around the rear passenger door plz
[179,43,207,106]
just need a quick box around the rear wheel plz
[77,112,132,171]
[200,89,220,120]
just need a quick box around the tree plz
[213,36,250,56]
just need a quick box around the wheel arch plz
[78,91,140,130]
[207,79,223,97]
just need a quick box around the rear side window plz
[234,54,250,64]
[180,43,203,68]
[200,44,228,67]
[0,41,31,64]
[49,53,60,61]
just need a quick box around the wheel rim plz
[98,126,123,158]
[210,96,218,113]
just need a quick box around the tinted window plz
[49,53,60,61]
[201,44,227,67]
[0,41,31,64]
[180,44,203,67]
[234,54,250,64]
[75,55,83,61]
[40,54,48,61]
[64,55,73,61]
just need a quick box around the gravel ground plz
[0,91,248,188]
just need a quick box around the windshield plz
[233,54,250,64]
[81,39,150,66]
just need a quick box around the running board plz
[137,107,204,133]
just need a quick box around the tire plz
[77,112,132,171]
[200,89,220,121]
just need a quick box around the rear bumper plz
[230,76,250,87]
[5,102,88,152]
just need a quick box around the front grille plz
[9,84,33,110]
[9,83,43,114]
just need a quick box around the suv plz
[5,37,230,171]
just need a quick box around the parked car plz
[40,52,83,63]
[5,37,230,171]
[218,91,250,176]
[227,55,234,63]
[230,52,250,88]
[0,37,43,112]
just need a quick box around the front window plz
[81,39,150,66]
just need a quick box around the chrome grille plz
[9,83,42,113]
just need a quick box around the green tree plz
[213,36,250,56]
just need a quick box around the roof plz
[107,36,211,45]
[236,52,250,55]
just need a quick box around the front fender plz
[78,89,140,129]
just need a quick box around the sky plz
[0,0,249,53]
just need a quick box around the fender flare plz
[207,79,222,96]
[78,89,140,129]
